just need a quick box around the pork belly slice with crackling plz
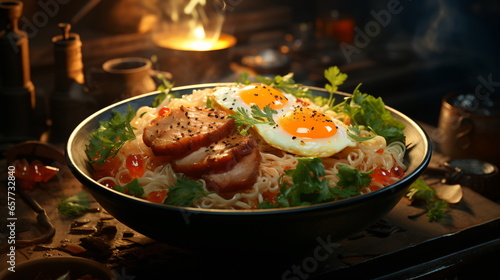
[172,134,258,178]
[143,106,235,158]
[202,148,261,193]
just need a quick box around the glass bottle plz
[0,0,38,142]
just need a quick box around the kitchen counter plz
[1,124,499,280]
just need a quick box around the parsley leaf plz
[324,66,348,94]
[57,191,91,218]
[275,157,333,207]
[152,72,174,107]
[347,125,377,142]
[332,84,406,144]
[239,72,313,99]
[163,177,212,207]
[251,105,277,124]
[426,200,450,222]
[237,72,252,85]
[258,201,279,209]
[322,66,348,109]
[336,164,373,187]
[206,97,215,109]
[86,105,137,166]
[406,178,436,201]
[406,178,451,222]
[332,165,372,199]
[113,179,144,197]
[258,159,375,209]
[230,105,277,135]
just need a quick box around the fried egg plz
[212,84,356,157]
[211,83,298,115]
[254,107,356,157]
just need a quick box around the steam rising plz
[412,0,455,57]
[154,0,225,51]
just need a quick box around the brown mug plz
[91,57,156,106]
[435,92,500,167]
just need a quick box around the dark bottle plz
[49,23,95,143]
[0,0,38,142]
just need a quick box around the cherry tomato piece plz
[126,154,146,179]
[159,107,170,116]
[146,190,168,203]
[100,179,116,188]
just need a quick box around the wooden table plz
[1,125,499,279]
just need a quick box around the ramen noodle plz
[90,85,406,209]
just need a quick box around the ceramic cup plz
[91,57,156,106]
[436,91,500,167]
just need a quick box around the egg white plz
[254,112,356,157]
[211,84,298,115]
[211,84,356,158]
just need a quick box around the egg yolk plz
[239,84,288,110]
[278,108,338,139]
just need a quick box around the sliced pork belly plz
[143,106,235,158]
[202,148,261,193]
[172,134,258,178]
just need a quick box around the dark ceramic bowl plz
[66,84,431,252]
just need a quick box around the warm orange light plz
[154,33,236,51]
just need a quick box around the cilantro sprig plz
[109,176,212,207]
[259,158,373,208]
[114,179,144,197]
[57,191,91,218]
[152,72,175,107]
[332,84,406,144]
[86,105,137,166]
[322,66,348,109]
[347,125,377,142]
[230,105,277,135]
[238,72,312,99]
[406,178,451,222]
[277,157,332,207]
[334,164,373,198]
[163,177,212,207]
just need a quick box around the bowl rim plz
[66,83,432,215]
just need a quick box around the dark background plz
[13,0,500,127]
[283,0,500,125]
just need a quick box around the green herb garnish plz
[335,164,372,197]
[332,84,406,144]
[347,125,377,142]
[322,66,348,109]
[152,72,175,107]
[113,178,144,197]
[251,105,277,124]
[239,72,313,99]
[277,157,332,207]
[163,177,212,207]
[259,158,373,208]
[331,166,371,198]
[57,191,91,218]
[206,97,215,109]
[237,72,252,85]
[406,178,451,222]
[230,105,277,135]
[86,105,137,166]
